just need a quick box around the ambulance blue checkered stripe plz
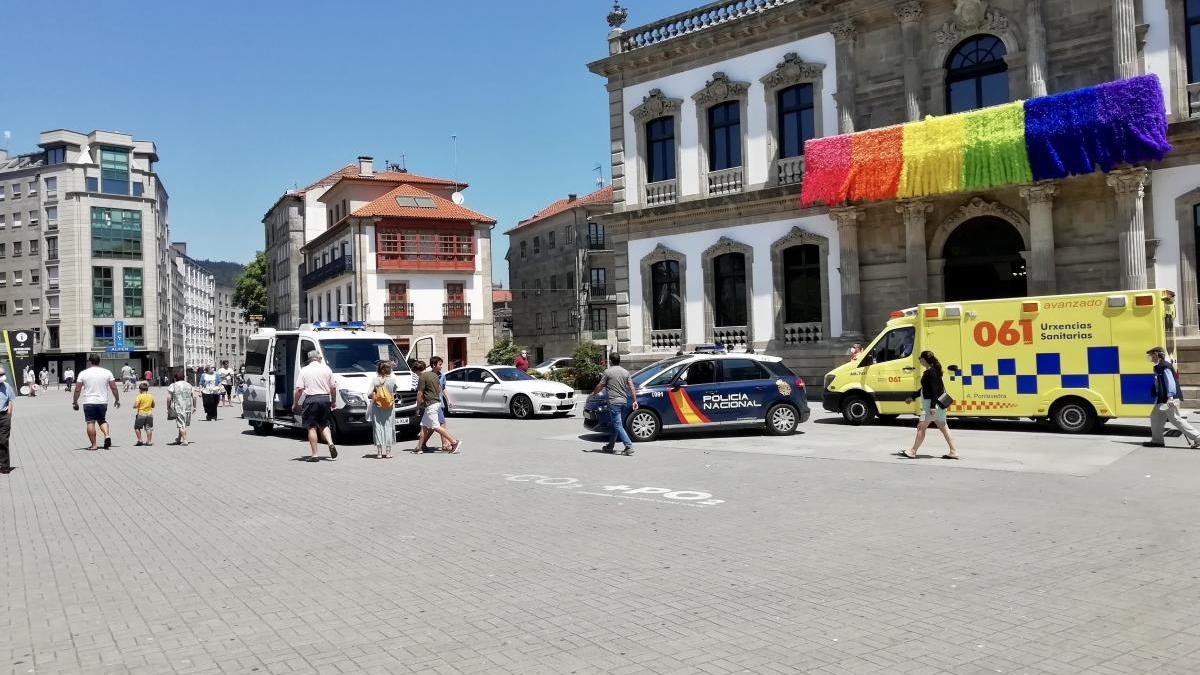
[947,345,1152,405]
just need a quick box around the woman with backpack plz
[903,350,960,460]
[369,360,398,459]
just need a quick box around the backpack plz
[374,381,394,410]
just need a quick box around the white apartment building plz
[169,243,215,372]
[300,158,495,367]
[215,283,254,370]
[0,129,170,380]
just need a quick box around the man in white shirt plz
[217,361,234,407]
[120,363,135,392]
[292,350,338,461]
[63,367,75,392]
[72,356,120,450]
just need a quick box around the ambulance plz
[822,290,1176,433]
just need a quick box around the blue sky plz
[1,0,700,284]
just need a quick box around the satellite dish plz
[451,192,465,205]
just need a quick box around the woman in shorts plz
[903,350,959,460]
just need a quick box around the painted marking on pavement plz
[501,474,725,507]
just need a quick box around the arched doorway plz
[943,216,1027,301]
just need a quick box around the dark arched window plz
[713,252,747,327]
[783,244,821,324]
[778,84,815,159]
[650,260,682,330]
[945,35,1009,113]
[646,117,676,183]
[708,102,742,170]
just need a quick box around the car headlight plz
[530,391,555,398]
[339,389,366,406]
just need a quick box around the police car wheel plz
[1050,398,1096,434]
[765,403,799,436]
[510,395,534,420]
[840,394,876,426]
[626,409,660,442]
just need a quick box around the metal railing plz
[707,167,744,196]
[384,302,414,320]
[776,156,804,185]
[589,284,610,299]
[443,303,471,319]
[616,0,797,52]
[587,234,608,250]
[301,256,352,290]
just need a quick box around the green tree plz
[568,341,606,391]
[233,251,267,318]
[487,337,524,365]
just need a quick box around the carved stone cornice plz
[692,72,751,106]
[631,89,684,123]
[948,196,1026,224]
[895,199,933,222]
[759,53,826,90]
[701,236,752,260]
[829,206,863,229]
[894,0,924,24]
[1019,182,1058,204]
[933,0,1011,45]
[1107,167,1151,196]
[772,225,827,251]
[830,19,856,43]
[644,242,685,262]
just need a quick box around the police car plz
[583,352,810,442]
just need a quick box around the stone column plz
[831,207,864,339]
[897,199,932,305]
[1112,0,1140,79]
[1019,182,1058,294]
[895,1,924,122]
[1025,0,1049,97]
[831,20,858,134]
[1107,167,1151,290]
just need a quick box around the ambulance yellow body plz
[822,290,1177,433]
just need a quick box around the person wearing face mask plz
[1144,346,1200,448]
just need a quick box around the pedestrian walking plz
[217,361,234,407]
[593,352,638,455]
[199,366,221,421]
[1143,346,1200,448]
[23,367,36,397]
[143,368,153,384]
[415,356,460,454]
[133,381,155,447]
[0,366,15,474]
[39,367,49,390]
[62,367,75,392]
[120,363,135,392]
[514,350,529,373]
[72,356,120,451]
[903,350,959,459]
[292,350,338,461]
[166,370,197,446]
[369,360,398,458]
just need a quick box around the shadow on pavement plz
[814,415,1149,437]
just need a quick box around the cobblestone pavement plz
[3,389,1200,674]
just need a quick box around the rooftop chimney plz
[358,156,374,177]
[568,194,578,202]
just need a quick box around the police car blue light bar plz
[311,320,367,331]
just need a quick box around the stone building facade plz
[587,0,1200,380]
[215,283,254,371]
[168,243,215,372]
[506,186,614,362]
[299,159,496,367]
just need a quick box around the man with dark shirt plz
[593,352,638,455]
[416,356,460,453]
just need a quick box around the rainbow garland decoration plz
[799,74,1171,208]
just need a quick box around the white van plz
[241,322,434,438]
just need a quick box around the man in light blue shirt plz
[0,366,16,473]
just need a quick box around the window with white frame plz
[14,271,22,286]
[14,300,23,314]
[28,210,38,226]
[44,176,57,198]
[30,298,39,313]
[27,180,37,197]
[46,206,57,228]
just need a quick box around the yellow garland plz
[897,113,967,198]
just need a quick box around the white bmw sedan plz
[442,365,577,419]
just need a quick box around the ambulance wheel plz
[765,403,800,436]
[250,421,273,436]
[510,395,534,420]
[1050,398,1096,434]
[626,409,660,442]
[840,394,877,426]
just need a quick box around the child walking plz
[134,381,155,447]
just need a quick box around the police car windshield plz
[492,367,534,382]
[631,356,690,387]
[320,339,406,374]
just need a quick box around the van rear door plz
[244,337,271,420]
[407,335,435,364]
[272,334,299,418]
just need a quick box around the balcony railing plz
[443,303,471,320]
[616,0,797,53]
[712,325,750,350]
[707,167,744,196]
[645,179,678,206]
[782,321,822,344]
[384,302,414,320]
[589,284,609,299]
[776,156,804,186]
[587,234,609,251]
[1190,83,1200,118]
[649,329,683,351]
[301,256,353,290]
[589,329,609,340]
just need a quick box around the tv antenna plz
[2,131,9,153]
[593,163,605,187]
[450,134,465,205]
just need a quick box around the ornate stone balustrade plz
[782,322,822,344]
[712,326,750,350]
[646,179,678,206]
[649,329,683,351]
[617,0,797,52]
[707,167,744,196]
[776,156,804,185]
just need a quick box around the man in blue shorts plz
[72,356,121,451]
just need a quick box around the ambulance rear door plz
[920,308,965,414]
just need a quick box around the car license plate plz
[396,417,410,425]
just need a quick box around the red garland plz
[798,134,852,208]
